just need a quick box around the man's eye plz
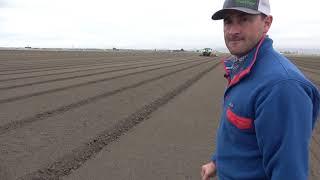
[224,19,231,24]
[241,17,248,22]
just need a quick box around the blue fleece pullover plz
[212,36,320,180]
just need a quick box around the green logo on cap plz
[235,0,257,8]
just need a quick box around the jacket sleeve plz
[254,80,315,180]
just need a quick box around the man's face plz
[223,10,272,57]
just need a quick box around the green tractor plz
[202,48,213,56]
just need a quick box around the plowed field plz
[0,50,319,179]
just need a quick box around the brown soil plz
[0,50,318,179]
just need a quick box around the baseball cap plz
[212,0,270,20]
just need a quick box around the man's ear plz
[263,15,273,33]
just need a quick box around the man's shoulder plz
[256,49,307,82]
[250,49,320,96]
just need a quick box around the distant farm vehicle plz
[202,48,212,56]
[200,48,217,57]
[172,48,185,52]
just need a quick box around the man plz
[201,0,320,179]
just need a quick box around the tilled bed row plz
[0,51,221,179]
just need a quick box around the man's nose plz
[227,23,241,35]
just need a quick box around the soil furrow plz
[0,60,214,135]
[310,149,320,180]
[300,67,320,76]
[0,58,149,75]
[313,136,320,148]
[0,59,195,90]
[0,58,190,82]
[0,52,197,72]
[293,61,320,70]
[311,148,320,164]
[0,60,203,104]
[0,55,156,73]
[18,60,220,180]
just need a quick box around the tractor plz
[202,48,213,56]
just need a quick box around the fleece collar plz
[222,35,273,88]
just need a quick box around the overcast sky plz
[0,0,319,50]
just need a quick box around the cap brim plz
[212,7,261,20]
